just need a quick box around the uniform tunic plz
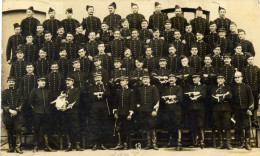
[190,17,209,35]
[182,32,196,51]
[127,39,144,59]
[219,64,236,86]
[84,41,99,57]
[103,13,122,30]
[9,60,27,86]
[204,32,220,52]
[43,19,61,37]
[6,34,25,62]
[214,17,232,34]
[170,16,188,35]
[43,41,58,60]
[121,57,136,76]
[126,13,145,30]
[172,39,188,56]
[74,33,85,46]
[195,41,210,58]
[189,55,203,73]
[231,53,247,71]
[139,29,153,43]
[227,33,239,49]
[89,67,109,84]
[79,56,92,74]
[20,17,40,36]
[212,55,224,70]
[61,42,78,59]
[82,16,101,37]
[106,39,126,59]
[148,12,168,31]
[167,55,181,73]
[149,38,167,57]
[20,43,38,62]
[97,54,114,73]
[67,70,88,89]
[143,56,159,73]
[58,58,71,77]
[98,30,113,45]
[61,18,80,34]
[34,33,45,49]
[239,39,255,56]
[161,30,175,45]
[34,58,50,76]
[218,37,233,54]
[201,65,218,85]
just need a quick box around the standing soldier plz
[231,43,247,72]
[129,58,146,91]
[121,48,136,76]
[189,44,203,73]
[148,2,168,32]
[242,54,260,128]
[139,19,153,44]
[190,6,209,35]
[219,53,236,86]
[84,31,99,61]
[161,74,183,150]
[98,22,114,46]
[61,8,80,34]
[238,29,255,56]
[126,3,145,30]
[232,71,254,150]
[54,26,66,49]
[43,7,61,38]
[170,5,188,35]
[89,56,109,84]
[2,77,23,153]
[106,29,126,59]
[149,28,167,57]
[127,29,145,59]
[82,5,101,41]
[20,32,38,62]
[185,74,207,148]
[172,30,188,56]
[29,76,55,152]
[214,6,232,34]
[96,42,114,72]
[195,30,210,59]
[43,31,58,60]
[204,21,220,53]
[218,28,233,55]
[103,2,121,31]
[227,22,239,49]
[137,73,160,150]
[201,55,218,86]
[111,76,135,150]
[74,24,85,46]
[78,46,93,73]
[34,48,51,76]
[6,23,25,64]
[212,44,224,70]
[20,6,40,36]
[34,23,45,49]
[58,47,71,77]
[61,31,78,59]
[161,20,175,45]
[143,46,159,74]
[182,23,196,51]
[167,44,181,73]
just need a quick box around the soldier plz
[19,32,38,62]
[89,56,109,84]
[61,31,78,59]
[185,74,207,148]
[231,71,254,150]
[103,2,121,31]
[195,30,210,58]
[2,77,23,153]
[170,5,188,35]
[6,23,25,64]
[20,6,40,36]
[29,76,55,152]
[126,3,145,30]
[120,18,131,41]
[58,47,71,77]
[148,2,168,32]
[43,7,61,37]
[189,44,203,73]
[139,19,153,44]
[111,76,135,150]
[214,6,232,34]
[82,5,101,40]
[43,31,58,60]
[167,44,181,73]
[172,30,188,56]
[109,58,127,89]
[161,74,183,150]
[96,42,114,72]
[74,24,85,46]
[88,73,110,150]
[161,20,175,45]
[59,77,83,151]
[238,29,255,56]
[121,48,136,76]
[19,63,37,134]
[84,31,99,60]
[129,58,146,91]
[137,73,160,150]
[149,28,167,57]
[182,23,196,52]
[211,74,233,150]
[190,6,209,35]
[127,29,145,59]
[61,8,80,34]
[231,43,247,71]
[204,21,220,53]
[211,43,224,70]
[34,48,50,76]
[201,55,218,86]
[106,28,126,59]
[98,22,114,45]
[143,45,159,73]
[34,23,45,49]
[78,46,93,73]
[218,28,233,55]
[242,54,260,128]
[219,53,236,86]
[54,26,66,49]
[67,59,88,89]
[9,50,27,88]
[227,22,239,49]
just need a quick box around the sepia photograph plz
[1,0,260,155]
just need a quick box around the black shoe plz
[176,146,182,151]
[7,147,15,153]
[15,148,23,154]
[110,144,124,150]
[92,144,97,151]
[217,141,225,149]
[245,139,252,151]
[76,144,84,151]
[200,141,205,149]
[252,121,259,128]
[65,143,72,152]
[123,143,128,150]
[153,144,159,150]
[100,144,108,150]
[226,141,233,150]
[33,146,38,153]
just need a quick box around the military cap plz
[234,42,242,48]
[136,57,144,63]
[7,77,16,82]
[44,30,51,35]
[238,29,245,33]
[25,32,33,37]
[144,45,152,51]
[13,23,20,29]
[37,76,46,81]
[37,23,43,27]
[86,5,93,11]
[175,5,181,9]
[16,49,24,54]
[75,23,82,28]
[223,53,232,59]
[59,46,66,51]
[141,19,148,23]
[213,43,221,49]
[120,76,129,81]
[196,30,204,35]
[218,27,226,32]
[113,28,120,33]
[196,6,203,11]
[152,27,160,32]
[114,57,122,63]
[57,25,64,29]
[66,31,74,35]
[245,53,254,59]
[72,59,80,64]
[218,6,226,11]
[40,47,47,52]
[94,72,102,77]
[131,3,138,7]
[168,44,175,49]
[217,74,225,78]
[191,43,198,49]
[93,56,101,62]
[192,73,201,78]
[142,72,150,78]
[154,2,161,7]
[48,7,55,13]
[27,6,34,11]
[66,77,74,81]
[185,23,191,27]
[164,19,171,25]
[159,57,167,62]
[109,2,117,9]
[209,21,216,25]
[66,8,73,13]
[168,73,177,78]
[121,18,128,24]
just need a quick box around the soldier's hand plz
[137,104,140,108]
[96,33,100,38]
[127,115,132,120]
[203,74,208,77]
[247,110,253,116]
[146,39,151,44]
[88,56,93,61]
[7,60,12,64]
[151,111,157,117]
[160,37,165,40]
[126,36,131,40]
[114,113,118,119]
[182,40,186,44]
[9,109,17,117]
[107,53,112,56]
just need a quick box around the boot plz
[162,135,173,148]
[65,134,72,152]
[44,134,55,152]
[200,128,205,149]
[92,144,97,151]
[7,132,14,153]
[152,130,159,150]
[100,144,108,150]
[245,138,252,150]
[217,131,225,149]
[238,138,245,149]
[110,133,124,150]
[15,144,23,154]
[176,130,182,151]
[226,130,233,150]
[144,131,151,150]
[33,142,38,153]
[76,142,84,151]
[123,142,128,150]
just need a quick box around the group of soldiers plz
[2,1,259,154]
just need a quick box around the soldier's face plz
[164,23,171,29]
[204,57,212,65]
[196,33,203,40]
[26,65,34,73]
[57,28,65,35]
[235,46,242,53]
[218,31,226,38]
[122,21,129,28]
[14,27,21,34]
[131,31,139,38]
[39,50,47,58]
[192,77,200,83]
[101,24,109,31]
[238,32,246,40]
[155,5,162,12]
[26,36,33,43]
[78,49,86,57]
[142,77,150,84]
[26,10,33,17]
[145,48,152,56]
[51,64,59,72]
[217,77,225,84]
[7,81,15,87]
[209,24,217,32]
[98,44,105,52]
[219,9,226,18]
[73,62,80,69]
[175,9,182,16]
[185,25,192,33]
[37,80,46,87]
[108,6,115,13]
[174,32,181,39]
[181,58,188,66]
[159,61,167,67]
[120,80,128,87]
[135,61,143,68]
[66,12,73,19]
[153,30,160,38]
[234,75,243,83]
[230,24,237,32]
[113,31,121,39]
[88,32,96,40]
[88,7,94,15]
[44,33,52,41]
[190,48,198,55]
[37,26,44,33]
[76,26,83,33]
[224,58,231,64]
[124,49,131,57]
[213,47,221,55]
[141,22,148,29]
[196,10,203,17]
[169,47,176,55]
[66,34,74,41]
[16,52,24,59]
[59,50,67,58]
[66,80,74,87]
[94,76,102,82]
[94,60,101,67]
[49,11,55,18]
[132,5,138,13]
[169,77,176,83]
[114,62,121,68]
[247,57,254,65]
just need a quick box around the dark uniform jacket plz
[219,64,236,86]
[201,65,218,85]
[82,16,101,37]
[29,87,52,114]
[110,69,127,80]
[231,53,247,71]
[89,67,109,84]
[137,84,159,112]
[122,57,135,76]
[58,58,71,77]
[97,54,114,72]
[177,66,195,87]
[148,12,168,31]
[161,30,175,45]
[103,13,122,30]
[204,32,220,52]
[182,32,196,51]
[67,70,88,89]
[190,17,209,35]
[43,40,58,60]
[172,39,188,56]
[212,55,224,70]
[9,60,27,83]
[106,39,126,59]
[227,33,239,49]
[149,38,167,57]
[170,16,188,35]
[88,82,110,109]
[98,30,113,45]
[143,56,159,73]
[34,58,50,76]
[242,65,260,93]
[19,74,37,99]
[34,33,45,49]
[2,88,23,113]
[74,33,85,46]
[20,43,38,62]
[211,84,232,111]
[185,83,207,110]
[126,13,145,30]
[20,17,40,36]
[214,17,232,34]
[43,19,61,37]
[6,34,25,61]
[84,41,99,57]
[46,72,65,96]
[61,41,78,59]
[167,55,181,73]
[61,18,80,34]
[189,55,203,73]
[79,56,93,74]
[218,37,233,54]
[195,40,210,58]
[139,29,153,43]
[127,39,145,59]
[120,28,131,40]
[239,39,255,56]
[161,84,183,111]
[63,87,80,113]
[231,83,254,110]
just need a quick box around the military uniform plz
[126,13,145,30]
[106,39,126,59]
[98,30,113,45]
[20,43,38,62]
[43,18,61,37]
[20,17,40,36]
[151,66,171,95]
[97,53,114,72]
[148,12,168,32]
[121,57,136,76]
[201,65,218,85]
[149,38,167,57]
[189,55,203,73]
[34,58,51,76]
[161,29,175,45]
[82,15,101,37]
[167,54,181,73]
[103,13,121,31]
[127,38,145,59]
[34,33,45,49]
[43,40,58,60]
[170,16,188,35]
[212,55,224,71]
[129,68,146,91]
[61,41,78,59]
[139,29,153,43]
[231,53,247,71]
[143,56,159,73]
[190,17,209,35]
[9,59,27,87]
[89,67,109,84]
[219,64,236,86]
[182,32,196,51]
[74,33,86,46]
[79,56,93,73]
[239,39,255,56]
[6,32,25,62]
[214,18,231,34]
[172,39,188,56]
[61,18,80,35]
[227,32,239,49]
[84,40,99,57]
[218,37,233,55]
[204,32,220,52]
[67,70,88,89]
[58,58,71,77]
[120,28,131,41]
[195,41,210,59]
